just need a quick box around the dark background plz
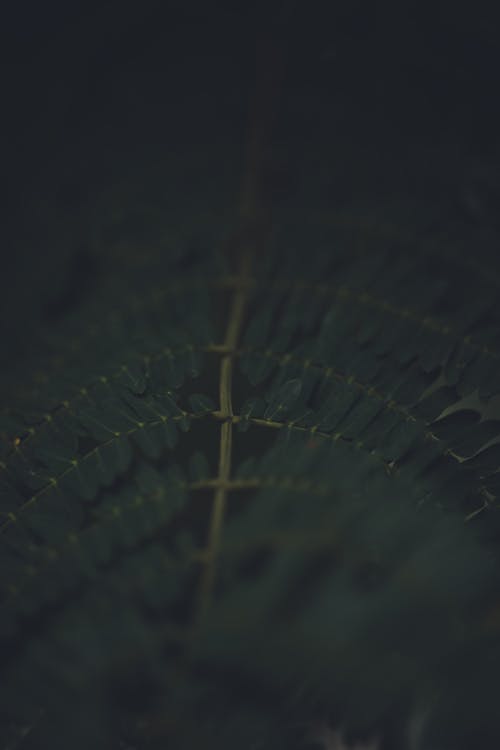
[1,5,500,744]
[2,0,500,362]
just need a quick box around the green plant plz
[2,209,500,749]
[2,20,500,750]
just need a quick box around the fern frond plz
[2,10,500,750]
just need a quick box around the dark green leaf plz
[238,397,266,432]
[188,393,216,415]
[414,385,458,422]
[465,443,500,474]
[450,420,500,458]
[117,362,148,394]
[431,410,481,441]
[264,379,302,421]
[313,382,360,432]
[132,424,165,459]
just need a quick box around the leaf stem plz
[194,253,252,627]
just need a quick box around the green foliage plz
[1,236,500,750]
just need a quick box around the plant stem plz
[194,251,251,626]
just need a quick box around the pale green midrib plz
[193,253,252,627]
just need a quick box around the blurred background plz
[2,0,500,373]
